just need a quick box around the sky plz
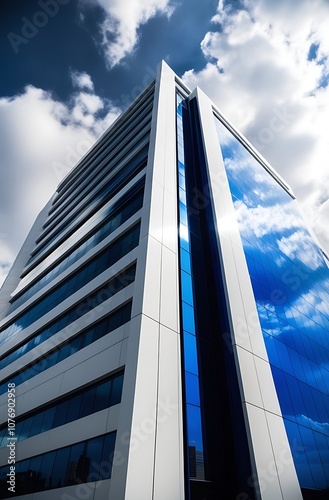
[0,0,329,286]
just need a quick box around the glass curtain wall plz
[214,115,329,493]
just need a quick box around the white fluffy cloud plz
[71,70,94,91]
[0,72,120,287]
[182,0,329,252]
[81,0,175,68]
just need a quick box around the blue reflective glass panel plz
[186,403,204,453]
[51,447,70,489]
[214,114,329,491]
[183,332,199,375]
[177,94,204,483]
[180,248,192,275]
[181,271,194,306]
[185,372,201,406]
[182,302,196,335]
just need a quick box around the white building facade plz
[0,62,328,499]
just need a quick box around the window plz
[0,302,131,396]
[0,433,117,495]
[0,372,123,447]
[0,222,140,346]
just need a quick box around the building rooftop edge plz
[57,60,295,202]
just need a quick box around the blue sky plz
[1,0,329,285]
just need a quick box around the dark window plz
[110,373,124,406]
[79,388,96,419]
[0,372,124,447]
[41,407,56,433]
[0,432,117,495]
[67,394,82,422]
[36,451,56,491]
[51,447,70,489]
[85,436,103,481]
[100,432,117,480]
[94,380,112,413]
[0,223,139,348]
[0,299,132,396]
[29,412,45,438]
[66,442,85,485]
[53,401,69,428]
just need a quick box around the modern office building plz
[0,61,328,499]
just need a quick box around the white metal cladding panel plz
[193,87,302,500]
[152,325,184,500]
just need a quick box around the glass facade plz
[0,222,140,345]
[0,372,123,447]
[0,301,132,395]
[177,93,255,500]
[0,432,116,496]
[176,94,205,483]
[28,141,148,262]
[214,115,329,491]
[0,264,136,370]
[8,179,144,314]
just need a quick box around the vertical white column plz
[193,87,302,500]
[109,61,185,500]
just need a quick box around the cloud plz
[297,414,329,436]
[71,70,94,91]
[182,0,329,253]
[285,286,329,329]
[234,200,301,239]
[71,92,104,127]
[0,73,120,287]
[277,231,324,271]
[81,0,175,68]
[233,197,328,313]
[257,303,291,337]
[312,200,329,257]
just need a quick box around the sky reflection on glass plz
[177,95,205,480]
[215,116,329,490]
